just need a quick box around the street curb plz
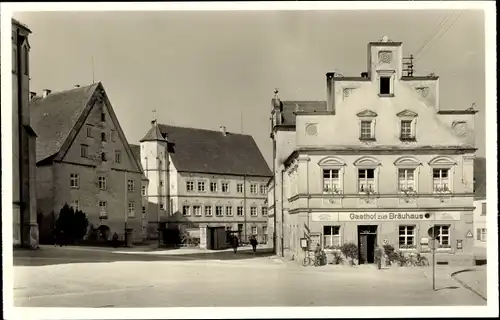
[450,268,487,301]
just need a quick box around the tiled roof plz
[30,84,99,162]
[140,121,167,142]
[156,124,272,177]
[474,157,486,200]
[280,101,327,125]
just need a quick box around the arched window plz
[353,156,381,194]
[394,156,422,194]
[428,156,456,193]
[318,157,346,194]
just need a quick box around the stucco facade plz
[140,123,271,243]
[270,37,478,265]
[472,199,487,260]
[12,19,39,248]
[33,84,144,243]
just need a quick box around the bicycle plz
[302,251,320,267]
[407,253,429,267]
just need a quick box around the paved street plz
[12,246,486,307]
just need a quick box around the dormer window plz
[377,70,395,97]
[356,110,377,141]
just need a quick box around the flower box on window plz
[399,244,416,250]
[324,245,341,251]
[400,186,417,195]
[434,185,451,194]
[324,187,343,195]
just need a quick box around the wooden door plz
[359,234,368,264]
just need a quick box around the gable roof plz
[152,124,271,177]
[280,101,327,126]
[474,157,486,200]
[140,120,167,142]
[30,83,143,175]
[30,84,99,163]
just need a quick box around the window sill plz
[398,248,417,251]
[400,137,416,142]
[359,138,376,142]
[435,248,452,253]
[378,94,395,98]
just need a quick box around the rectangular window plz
[70,200,80,212]
[115,150,121,163]
[380,76,391,95]
[435,225,450,248]
[101,132,107,142]
[128,201,135,218]
[193,205,202,217]
[198,181,205,192]
[210,182,218,192]
[481,203,486,216]
[398,226,416,248]
[111,130,116,142]
[251,226,258,235]
[477,228,487,242]
[70,173,79,188]
[101,112,106,122]
[250,207,257,217]
[226,206,233,216]
[205,206,213,217]
[323,226,341,248]
[186,181,194,192]
[400,120,413,140]
[260,185,267,194]
[215,206,224,217]
[433,169,450,193]
[98,176,107,190]
[221,182,229,193]
[398,168,415,192]
[101,152,107,162]
[142,206,146,214]
[127,179,135,192]
[237,183,243,193]
[237,206,244,216]
[263,226,268,241]
[160,180,164,187]
[98,201,107,216]
[261,207,268,216]
[358,169,375,193]
[250,184,257,194]
[160,201,165,210]
[182,205,191,216]
[141,185,146,196]
[323,169,340,193]
[80,145,88,158]
[360,121,373,140]
[86,125,93,138]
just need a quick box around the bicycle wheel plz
[302,256,311,267]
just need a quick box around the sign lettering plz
[312,212,461,222]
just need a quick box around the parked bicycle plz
[406,253,429,267]
[302,250,320,267]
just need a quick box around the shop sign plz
[312,212,461,222]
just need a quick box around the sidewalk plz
[452,266,487,300]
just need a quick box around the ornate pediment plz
[394,156,421,167]
[396,109,418,118]
[428,156,457,167]
[318,156,346,167]
[356,109,378,118]
[353,156,381,167]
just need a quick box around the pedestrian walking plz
[250,236,258,253]
[112,232,119,248]
[374,245,382,270]
[232,236,239,254]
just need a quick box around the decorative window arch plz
[353,156,381,194]
[396,110,418,141]
[429,156,457,194]
[394,156,422,194]
[357,110,378,141]
[318,156,346,194]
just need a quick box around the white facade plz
[472,199,487,259]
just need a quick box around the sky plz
[13,9,486,167]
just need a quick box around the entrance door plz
[358,225,378,264]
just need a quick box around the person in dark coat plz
[250,236,258,253]
[314,244,321,266]
[112,233,119,248]
[232,236,239,254]
[374,245,383,270]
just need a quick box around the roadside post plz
[428,225,439,291]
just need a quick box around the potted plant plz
[340,242,358,266]
[331,251,344,265]
[382,244,396,267]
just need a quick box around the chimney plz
[326,72,335,113]
[220,126,227,136]
[29,91,37,101]
[42,89,51,98]
[361,72,368,78]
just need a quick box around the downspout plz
[281,168,285,257]
[243,174,247,243]
[272,135,277,255]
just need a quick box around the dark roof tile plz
[280,101,327,125]
[30,84,98,162]
[157,124,271,177]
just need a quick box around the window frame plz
[226,206,233,216]
[477,228,487,242]
[354,156,381,195]
[429,156,456,194]
[394,156,421,194]
[323,225,342,249]
[186,181,194,192]
[101,152,107,162]
[215,205,224,217]
[210,182,218,193]
[398,225,416,249]
[237,206,244,216]
[261,206,268,216]
[193,205,202,217]
[481,202,486,216]
[318,157,346,195]
[98,200,107,216]
[111,130,116,142]
[70,173,80,189]
[127,179,135,192]
[80,144,88,158]
[98,176,107,190]
[141,185,147,196]
[204,205,213,217]
[251,226,258,235]
[128,201,135,218]
[435,225,451,249]
[182,205,191,217]
[250,206,258,217]
[101,132,107,142]
[377,70,395,97]
[250,184,258,194]
[86,124,93,138]
[236,183,244,193]
[259,185,267,195]
[115,150,121,163]
[221,182,229,193]
[197,181,206,192]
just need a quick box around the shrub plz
[54,203,89,244]
[340,242,358,266]
[331,251,344,265]
[383,244,399,265]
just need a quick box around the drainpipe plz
[281,168,285,257]
[272,137,277,255]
